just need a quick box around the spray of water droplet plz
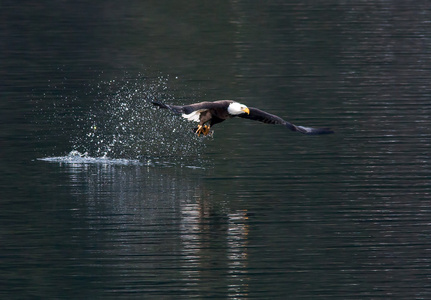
[41,73,208,167]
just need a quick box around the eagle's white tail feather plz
[182,110,206,122]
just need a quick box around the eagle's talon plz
[203,125,210,135]
[195,125,211,136]
[195,125,203,136]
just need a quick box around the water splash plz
[39,73,208,168]
[38,150,205,168]
[39,150,145,166]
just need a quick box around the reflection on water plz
[54,161,251,298]
[180,196,249,298]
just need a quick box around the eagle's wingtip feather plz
[294,125,334,135]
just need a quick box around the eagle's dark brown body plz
[191,100,233,126]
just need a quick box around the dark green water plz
[2,1,431,299]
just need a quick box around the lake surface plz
[2,1,431,299]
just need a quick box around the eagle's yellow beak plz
[242,107,250,115]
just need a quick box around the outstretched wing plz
[152,101,184,114]
[180,101,232,114]
[152,100,232,114]
[238,107,334,135]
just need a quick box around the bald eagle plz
[152,100,333,136]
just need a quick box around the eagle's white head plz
[227,102,250,116]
